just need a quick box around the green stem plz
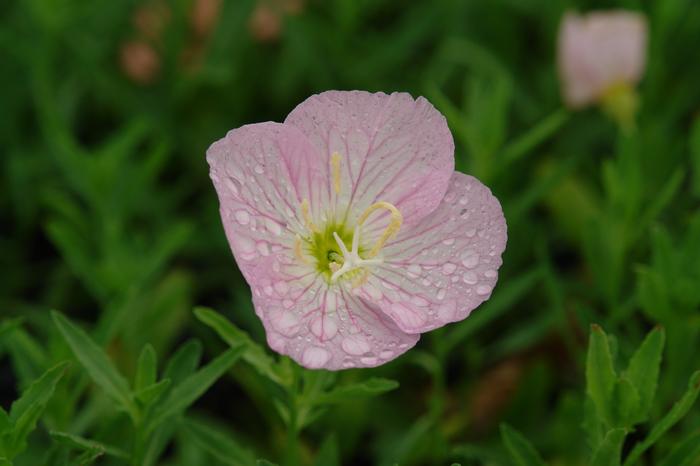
[499,108,570,168]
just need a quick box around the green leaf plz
[135,344,157,392]
[500,424,547,466]
[623,326,665,421]
[623,371,700,466]
[590,428,626,466]
[182,417,256,466]
[256,460,278,466]
[658,430,700,466]
[162,339,202,386]
[313,434,340,466]
[0,458,12,466]
[148,346,244,431]
[0,407,11,433]
[194,307,286,385]
[586,325,616,426]
[50,431,129,460]
[6,361,70,459]
[611,378,640,428]
[314,378,399,404]
[135,379,171,406]
[51,311,138,421]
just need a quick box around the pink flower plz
[558,10,647,109]
[207,91,507,370]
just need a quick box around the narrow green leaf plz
[314,378,399,404]
[135,344,157,392]
[7,361,70,458]
[313,434,340,466]
[587,325,616,426]
[659,430,700,466]
[500,424,547,466]
[194,307,286,385]
[50,431,130,460]
[51,311,137,421]
[162,339,202,386]
[590,428,626,466]
[182,417,256,466]
[135,379,171,406]
[0,407,11,433]
[611,378,640,428]
[148,346,244,430]
[623,326,665,421]
[623,371,700,466]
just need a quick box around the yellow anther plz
[357,201,403,258]
[331,152,342,194]
[294,235,311,265]
[300,199,318,233]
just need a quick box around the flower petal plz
[366,172,507,334]
[252,273,419,370]
[558,10,647,107]
[284,90,454,227]
[207,122,329,282]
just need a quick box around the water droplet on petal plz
[462,271,478,285]
[254,164,264,174]
[436,288,446,301]
[476,284,492,296]
[461,250,479,269]
[256,241,270,256]
[441,263,457,275]
[379,350,395,359]
[301,347,330,368]
[271,311,300,337]
[234,210,250,225]
[274,281,289,295]
[310,315,338,340]
[406,264,422,278]
[265,218,282,236]
[342,336,371,355]
[361,356,378,365]
[484,269,497,278]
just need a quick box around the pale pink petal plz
[253,274,419,370]
[284,90,454,228]
[361,172,507,334]
[206,122,329,283]
[558,10,647,107]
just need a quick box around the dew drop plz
[361,356,378,366]
[436,288,446,301]
[441,263,457,275]
[301,347,330,368]
[462,271,478,285]
[234,210,250,225]
[476,285,492,296]
[407,264,422,278]
[254,164,264,174]
[342,336,371,355]
[256,241,270,256]
[484,269,497,278]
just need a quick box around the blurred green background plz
[2,0,700,465]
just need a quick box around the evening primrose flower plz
[558,10,647,129]
[207,91,507,370]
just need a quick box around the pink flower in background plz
[558,10,647,109]
[207,91,507,370]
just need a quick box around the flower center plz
[293,152,403,285]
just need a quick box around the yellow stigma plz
[357,201,403,258]
[331,152,342,194]
[300,198,318,233]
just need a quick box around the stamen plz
[294,235,311,264]
[356,201,403,258]
[331,152,342,194]
[300,198,318,233]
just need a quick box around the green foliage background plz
[2,0,700,465]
